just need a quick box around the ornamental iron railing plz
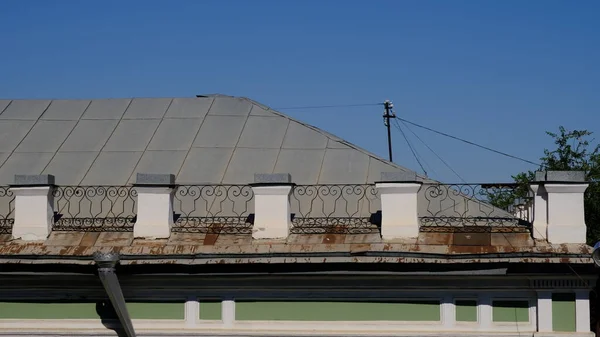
[0,186,14,235]
[290,184,381,234]
[172,185,254,234]
[419,183,532,233]
[0,182,536,235]
[52,186,137,232]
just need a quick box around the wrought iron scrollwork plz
[419,183,532,233]
[172,185,254,234]
[0,186,14,234]
[290,184,380,234]
[52,186,137,232]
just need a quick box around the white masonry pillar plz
[11,174,55,241]
[479,294,492,331]
[133,173,176,240]
[222,298,235,328]
[251,173,293,240]
[530,171,548,240]
[576,290,591,333]
[376,172,422,240]
[544,171,588,244]
[536,291,553,332]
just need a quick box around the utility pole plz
[383,100,396,162]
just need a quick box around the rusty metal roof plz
[0,231,592,266]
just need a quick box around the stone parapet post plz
[251,173,293,240]
[376,172,422,240]
[133,173,176,239]
[11,174,55,241]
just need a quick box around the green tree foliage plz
[494,126,600,244]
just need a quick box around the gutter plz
[94,252,136,337]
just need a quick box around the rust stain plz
[94,232,133,247]
[344,233,381,244]
[168,232,206,245]
[203,233,219,246]
[214,234,252,246]
[452,233,491,246]
[417,233,452,246]
[132,238,168,246]
[173,245,196,255]
[45,232,85,246]
[202,224,223,246]
[0,228,593,266]
[72,245,89,256]
[79,232,101,247]
[490,233,533,247]
[322,234,345,245]
[449,245,498,254]
[349,244,370,254]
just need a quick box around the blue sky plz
[1,0,598,183]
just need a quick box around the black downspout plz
[94,252,136,337]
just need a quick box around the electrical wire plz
[400,120,466,183]
[397,123,439,178]
[392,119,428,176]
[275,103,382,110]
[393,119,437,177]
[398,118,542,167]
[273,102,541,168]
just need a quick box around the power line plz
[395,120,438,177]
[401,120,466,183]
[275,103,381,110]
[393,119,428,176]
[398,118,542,167]
[271,101,541,168]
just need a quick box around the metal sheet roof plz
[0,95,412,185]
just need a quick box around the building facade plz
[0,96,596,336]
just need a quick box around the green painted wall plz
[552,293,576,332]
[126,302,185,319]
[0,301,184,320]
[199,301,222,320]
[492,300,529,323]
[0,302,100,319]
[235,301,440,321]
[455,300,477,322]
